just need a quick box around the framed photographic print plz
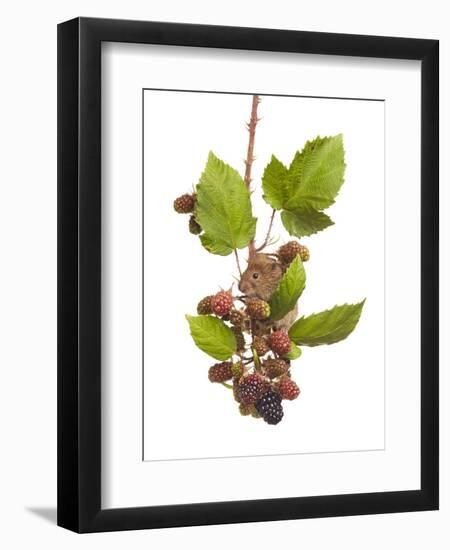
[57,17,439,532]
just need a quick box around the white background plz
[103,42,420,507]
[0,0,448,549]
[144,91,385,461]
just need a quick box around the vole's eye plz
[252,272,259,280]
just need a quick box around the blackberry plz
[211,290,233,317]
[278,241,310,264]
[238,373,268,405]
[252,336,270,356]
[256,390,284,425]
[188,215,202,235]
[278,376,300,400]
[173,193,195,214]
[246,297,271,320]
[268,330,291,355]
[263,358,289,379]
[197,295,213,315]
[208,362,233,383]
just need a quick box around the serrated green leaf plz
[185,315,237,360]
[285,135,346,211]
[283,343,302,360]
[195,152,257,256]
[261,155,289,210]
[269,256,306,321]
[281,207,334,238]
[199,234,233,256]
[288,300,365,346]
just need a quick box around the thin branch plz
[234,249,243,277]
[244,95,260,257]
[256,209,276,252]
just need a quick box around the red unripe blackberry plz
[238,373,268,405]
[211,290,233,317]
[263,358,289,379]
[208,362,233,383]
[197,295,213,315]
[256,390,284,425]
[278,376,300,400]
[173,193,195,214]
[268,330,291,355]
[246,297,271,320]
[252,336,270,356]
[278,241,310,264]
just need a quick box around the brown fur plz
[239,253,298,332]
[238,253,283,301]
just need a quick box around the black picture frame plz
[57,17,439,533]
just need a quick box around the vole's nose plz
[238,280,246,294]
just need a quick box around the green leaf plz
[283,343,302,360]
[185,315,237,360]
[199,234,233,256]
[281,207,334,238]
[261,155,289,210]
[269,256,306,321]
[285,135,346,211]
[289,300,365,346]
[195,152,257,256]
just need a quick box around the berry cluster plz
[191,286,303,425]
[176,191,309,425]
[173,193,203,236]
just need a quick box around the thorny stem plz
[244,95,261,257]
[256,209,276,252]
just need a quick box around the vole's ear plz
[271,261,283,274]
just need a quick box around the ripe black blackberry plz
[256,390,284,425]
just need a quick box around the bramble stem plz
[234,249,243,277]
[244,95,260,257]
[256,209,276,252]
